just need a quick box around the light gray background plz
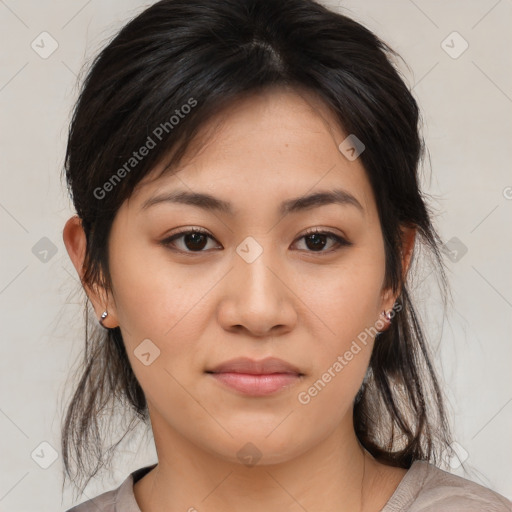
[0,1,511,510]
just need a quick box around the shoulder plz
[384,460,512,512]
[64,463,156,512]
[65,488,118,512]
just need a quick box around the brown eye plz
[304,232,328,251]
[295,229,352,253]
[182,232,209,251]
[161,229,219,253]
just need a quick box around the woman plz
[61,0,511,510]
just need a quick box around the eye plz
[160,228,219,253]
[161,227,352,255]
[293,228,352,253]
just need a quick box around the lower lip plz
[208,372,302,396]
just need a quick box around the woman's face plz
[76,88,409,465]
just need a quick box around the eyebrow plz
[141,188,364,216]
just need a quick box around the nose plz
[217,241,297,338]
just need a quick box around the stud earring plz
[376,309,393,336]
[99,310,108,328]
[381,309,392,322]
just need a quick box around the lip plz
[207,356,303,375]
[205,357,304,396]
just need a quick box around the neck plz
[133,406,404,512]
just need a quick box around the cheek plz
[295,277,377,420]
[302,251,385,340]
[109,248,228,402]
[296,252,384,400]
[111,259,210,413]
[109,239,201,336]
[297,346,372,413]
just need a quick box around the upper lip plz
[207,357,304,375]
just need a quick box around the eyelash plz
[160,227,352,255]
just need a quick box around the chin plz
[199,429,313,467]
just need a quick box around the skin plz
[64,87,416,512]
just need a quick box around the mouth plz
[205,356,305,396]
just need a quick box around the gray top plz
[66,460,512,511]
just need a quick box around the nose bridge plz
[220,233,296,334]
[235,234,280,298]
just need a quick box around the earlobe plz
[62,215,118,328]
[376,309,393,334]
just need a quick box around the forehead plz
[127,88,376,220]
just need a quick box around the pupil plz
[307,233,326,251]
[185,232,207,251]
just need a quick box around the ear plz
[380,224,417,315]
[62,215,119,328]
[399,224,416,284]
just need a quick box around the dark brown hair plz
[61,0,454,498]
